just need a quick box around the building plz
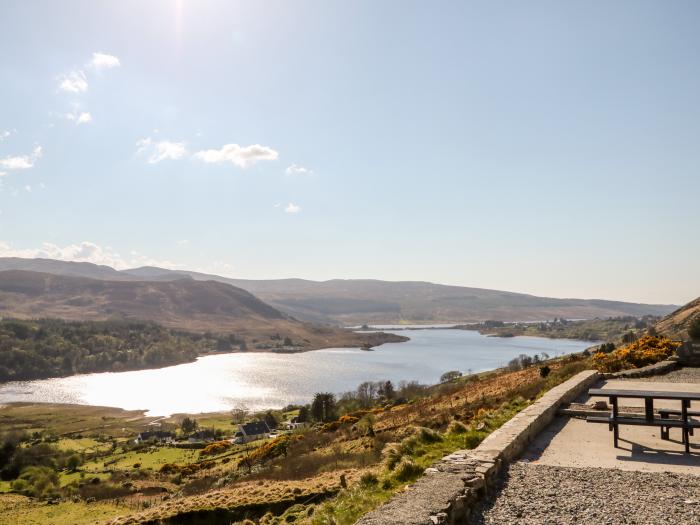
[134,430,174,444]
[187,429,217,443]
[234,421,270,444]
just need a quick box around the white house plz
[233,421,270,444]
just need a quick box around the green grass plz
[81,446,202,472]
[0,494,127,525]
[58,471,110,487]
[54,437,112,454]
[306,398,530,525]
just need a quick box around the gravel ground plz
[619,367,700,384]
[470,463,700,525]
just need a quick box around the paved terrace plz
[470,368,700,525]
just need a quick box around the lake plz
[0,329,595,416]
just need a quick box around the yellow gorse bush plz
[592,335,680,373]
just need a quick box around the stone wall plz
[603,359,678,379]
[355,370,601,525]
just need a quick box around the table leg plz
[682,399,690,454]
[611,396,619,448]
[645,397,654,421]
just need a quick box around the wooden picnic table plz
[587,388,700,453]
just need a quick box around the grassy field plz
[0,494,127,525]
[0,403,155,438]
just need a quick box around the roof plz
[240,421,270,435]
[137,430,173,439]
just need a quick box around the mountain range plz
[0,257,678,325]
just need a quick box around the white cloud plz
[285,164,314,176]
[284,203,301,214]
[65,111,92,125]
[0,146,43,170]
[25,185,31,193]
[194,143,279,168]
[90,52,121,69]
[136,137,187,163]
[59,70,88,93]
[0,130,11,141]
[77,112,92,124]
[176,239,189,245]
[0,240,182,271]
[0,172,6,177]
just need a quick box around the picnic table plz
[586,388,700,453]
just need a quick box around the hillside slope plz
[0,258,678,324]
[125,267,676,324]
[656,296,700,338]
[0,270,403,350]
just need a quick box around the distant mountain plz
[656,296,700,339]
[0,258,678,324]
[0,270,403,350]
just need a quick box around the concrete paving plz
[521,377,700,475]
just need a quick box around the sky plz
[0,1,698,305]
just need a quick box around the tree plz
[11,466,59,499]
[377,380,395,401]
[230,405,249,424]
[66,454,81,472]
[311,392,337,422]
[440,371,462,383]
[689,317,700,342]
[263,411,278,430]
[356,382,378,408]
[622,331,637,344]
[180,417,198,434]
[296,406,309,423]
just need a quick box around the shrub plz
[592,335,680,372]
[381,443,403,471]
[416,427,442,444]
[463,430,486,449]
[199,440,231,456]
[359,472,379,486]
[338,415,359,425]
[689,317,700,342]
[440,370,462,383]
[11,466,59,499]
[538,365,551,378]
[393,456,423,482]
[446,420,469,434]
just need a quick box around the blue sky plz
[1,1,698,305]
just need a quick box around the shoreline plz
[0,330,408,385]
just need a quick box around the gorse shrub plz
[592,335,680,372]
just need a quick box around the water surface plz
[0,329,594,416]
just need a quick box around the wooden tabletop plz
[588,388,700,401]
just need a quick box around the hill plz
[0,258,678,324]
[125,268,676,324]
[0,270,404,351]
[0,258,677,324]
[656,296,700,339]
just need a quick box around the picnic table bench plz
[586,388,700,453]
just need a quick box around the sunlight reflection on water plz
[0,330,595,416]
